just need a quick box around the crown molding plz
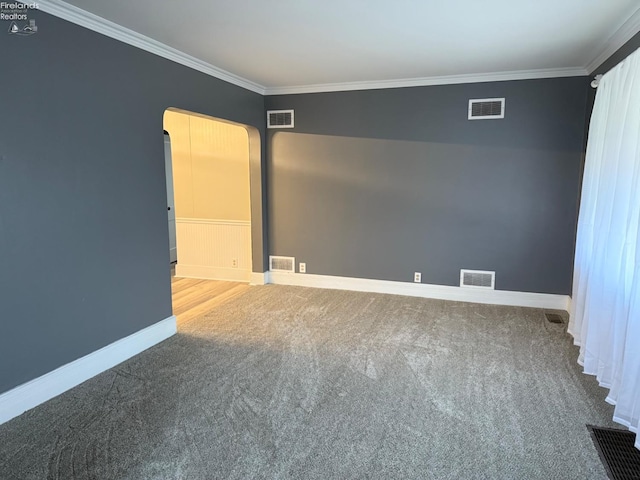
[38,0,608,96]
[585,6,640,74]
[37,0,267,94]
[263,67,587,96]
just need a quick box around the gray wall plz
[0,11,266,393]
[266,77,590,295]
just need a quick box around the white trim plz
[175,264,251,282]
[41,0,640,94]
[267,272,570,311]
[567,298,573,316]
[250,272,268,285]
[468,98,505,120]
[263,68,587,95]
[585,7,640,73]
[175,217,250,226]
[0,316,177,425]
[36,0,589,95]
[37,0,266,94]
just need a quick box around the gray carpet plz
[0,285,616,479]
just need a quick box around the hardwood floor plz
[171,276,250,325]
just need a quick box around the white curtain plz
[569,46,640,449]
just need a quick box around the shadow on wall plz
[267,131,580,295]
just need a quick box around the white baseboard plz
[250,272,268,285]
[267,272,570,311]
[0,315,177,426]
[175,264,251,282]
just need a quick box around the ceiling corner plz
[36,0,267,95]
[585,6,640,74]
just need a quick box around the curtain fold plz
[569,46,640,449]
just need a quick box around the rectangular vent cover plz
[545,313,564,324]
[468,98,505,120]
[267,110,294,128]
[269,255,295,272]
[460,269,495,289]
[588,425,640,480]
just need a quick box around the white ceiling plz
[43,0,640,94]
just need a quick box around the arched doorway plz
[163,108,255,282]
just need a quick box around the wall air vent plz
[545,312,564,324]
[267,109,294,128]
[460,269,495,289]
[468,98,505,120]
[269,255,295,272]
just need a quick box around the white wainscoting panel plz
[175,218,252,282]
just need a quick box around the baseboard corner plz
[250,272,269,285]
[0,315,177,426]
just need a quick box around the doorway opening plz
[163,108,254,285]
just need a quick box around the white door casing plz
[164,133,177,263]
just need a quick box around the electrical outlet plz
[299,262,306,273]
[232,258,238,268]
[414,272,421,283]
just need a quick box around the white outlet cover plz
[299,263,306,273]
[414,272,421,283]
